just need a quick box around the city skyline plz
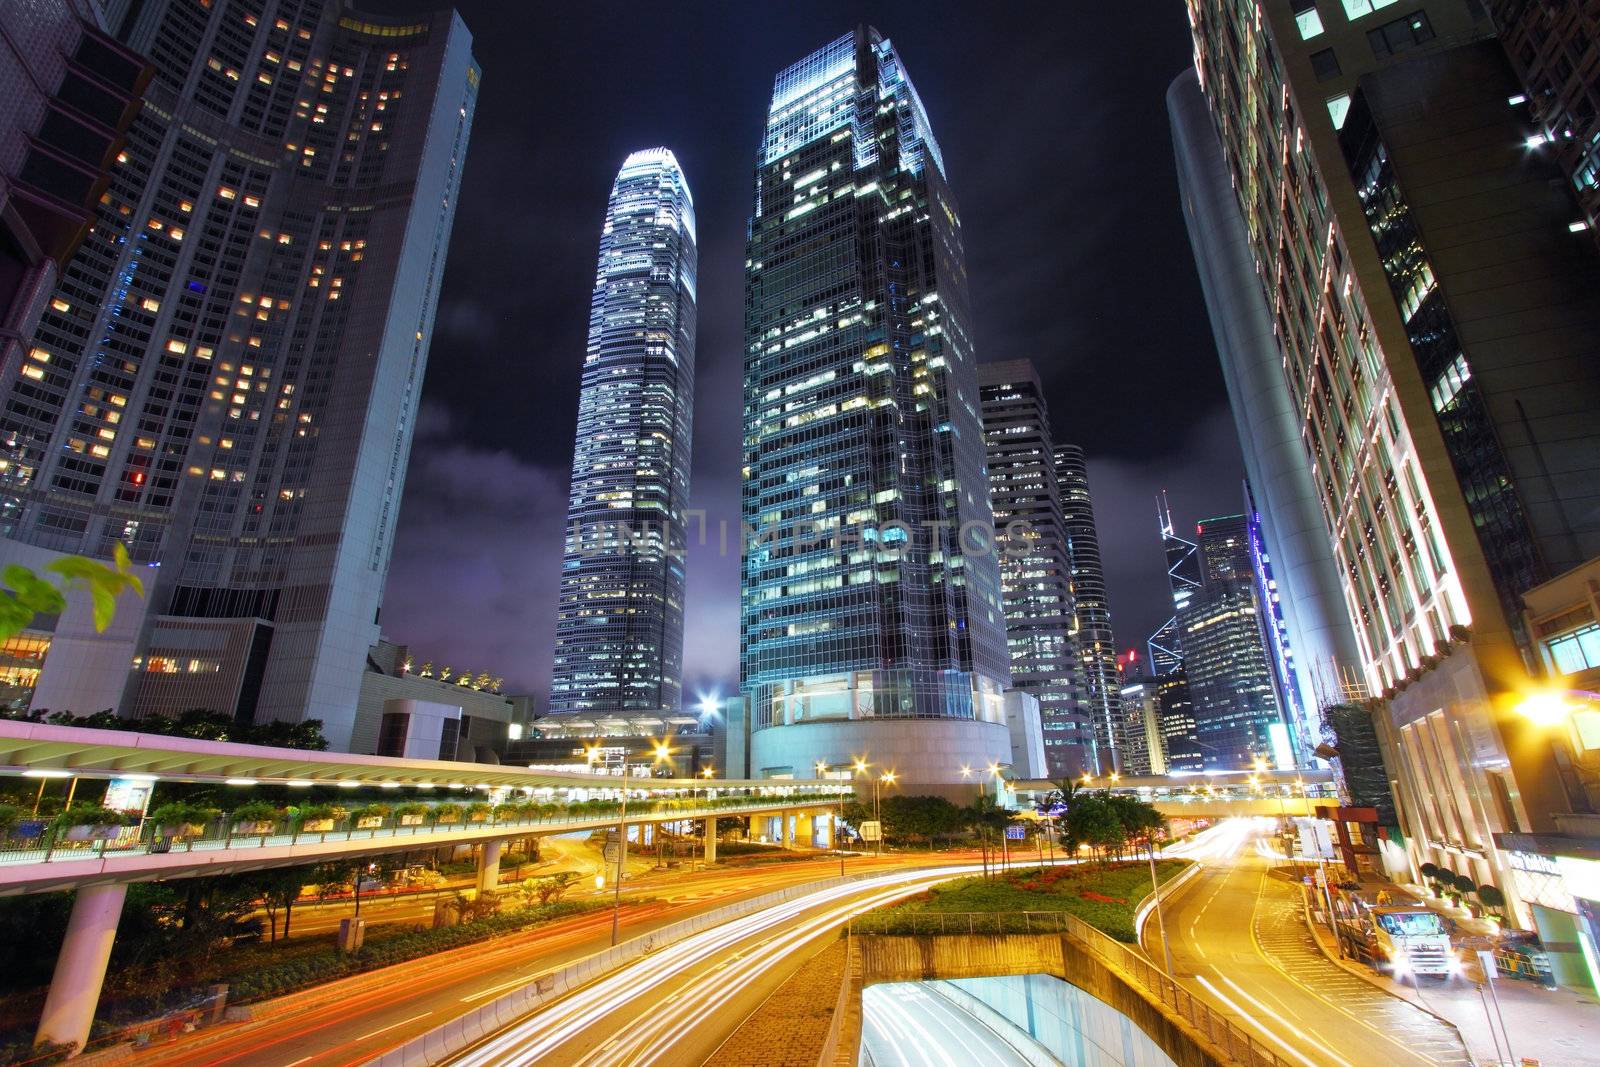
[374,2,1246,702]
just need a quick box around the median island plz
[856,858,1192,942]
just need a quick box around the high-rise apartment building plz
[0,2,150,380]
[549,149,696,724]
[1055,443,1121,773]
[0,2,478,750]
[741,28,1012,785]
[1183,0,1600,923]
[1489,2,1600,251]
[1116,668,1166,776]
[979,361,1092,777]
[1156,666,1201,773]
[1178,514,1288,770]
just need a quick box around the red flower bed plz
[1079,891,1127,904]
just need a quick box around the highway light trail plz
[449,865,985,1066]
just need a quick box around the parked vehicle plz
[1333,887,1460,978]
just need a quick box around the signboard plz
[103,777,154,816]
[859,820,882,842]
[1295,818,1336,860]
[1005,825,1026,841]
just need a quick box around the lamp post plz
[590,740,672,947]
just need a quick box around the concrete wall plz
[853,934,1231,1067]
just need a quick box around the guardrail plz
[846,910,1290,1067]
[0,795,843,870]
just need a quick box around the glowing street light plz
[1516,691,1579,727]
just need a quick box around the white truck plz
[1334,891,1459,979]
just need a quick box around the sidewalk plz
[1301,878,1600,1066]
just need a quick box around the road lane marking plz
[1195,975,1325,1067]
[355,1011,432,1042]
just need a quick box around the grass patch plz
[860,859,1190,942]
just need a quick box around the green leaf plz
[90,584,116,632]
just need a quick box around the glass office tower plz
[1054,443,1121,773]
[550,149,697,723]
[741,28,1011,785]
[0,2,478,750]
[980,362,1092,778]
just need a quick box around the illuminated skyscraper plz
[550,149,697,723]
[0,2,478,750]
[980,361,1092,778]
[1054,443,1121,772]
[1147,492,1200,673]
[741,28,1012,785]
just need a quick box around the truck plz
[1333,888,1459,979]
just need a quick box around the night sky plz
[378,1,1247,703]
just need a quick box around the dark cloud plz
[378,1,1244,703]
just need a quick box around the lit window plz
[1327,94,1352,130]
[1294,0,1325,39]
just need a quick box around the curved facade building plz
[550,149,696,720]
[742,28,1011,786]
[1167,68,1362,745]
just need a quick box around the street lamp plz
[594,740,673,946]
[873,770,896,858]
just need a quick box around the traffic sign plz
[1005,825,1026,841]
[860,820,882,842]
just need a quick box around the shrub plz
[1478,884,1506,910]
[352,803,391,821]
[1418,862,1439,880]
[1452,872,1477,895]
[51,805,126,830]
[150,801,217,828]
[231,801,280,824]
[292,804,338,824]
[432,803,464,823]
[0,803,21,837]
[465,802,492,819]
[394,802,428,817]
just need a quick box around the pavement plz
[1145,819,1470,1067]
[1296,869,1600,1067]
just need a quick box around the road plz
[1146,819,1470,1067]
[446,864,987,1066]
[125,852,943,1067]
[861,982,1038,1067]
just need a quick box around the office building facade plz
[1178,514,1288,770]
[1184,0,1600,919]
[979,361,1092,778]
[1054,443,1122,773]
[549,148,697,723]
[741,28,1012,786]
[1147,492,1200,673]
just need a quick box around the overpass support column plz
[36,882,127,1053]
[781,811,794,849]
[476,840,503,896]
[703,817,717,864]
[795,811,814,848]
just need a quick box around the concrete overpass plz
[1009,767,1342,820]
[0,720,849,1051]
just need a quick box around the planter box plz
[159,824,206,838]
[64,825,121,842]
[467,814,489,823]
[400,814,425,826]
[356,816,383,829]
[301,818,335,832]
[234,821,274,835]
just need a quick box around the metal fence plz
[0,795,843,868]
[847,910,1290,1067]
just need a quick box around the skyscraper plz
[0,2,478,750]
[741,28,1012,785]
[1054,444,1121,772]
[1147,492,1200,673]
[980,361,1092,778]
[1184,0,1600,912]
[549,149,697,726]
[1177,514,1287,770]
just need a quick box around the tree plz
[964,792,1012,877]
[256,866,309,942]
[0,544,143,643]
[528,871,579,907]
[881,795,963,846]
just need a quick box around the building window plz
[1311,47,1342,81]
[1328,93,1353,129]
[1546,623,1600,674]
[1367,11,1435,58]
[1294,0,1326,39]
[1341,0,1400,18]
